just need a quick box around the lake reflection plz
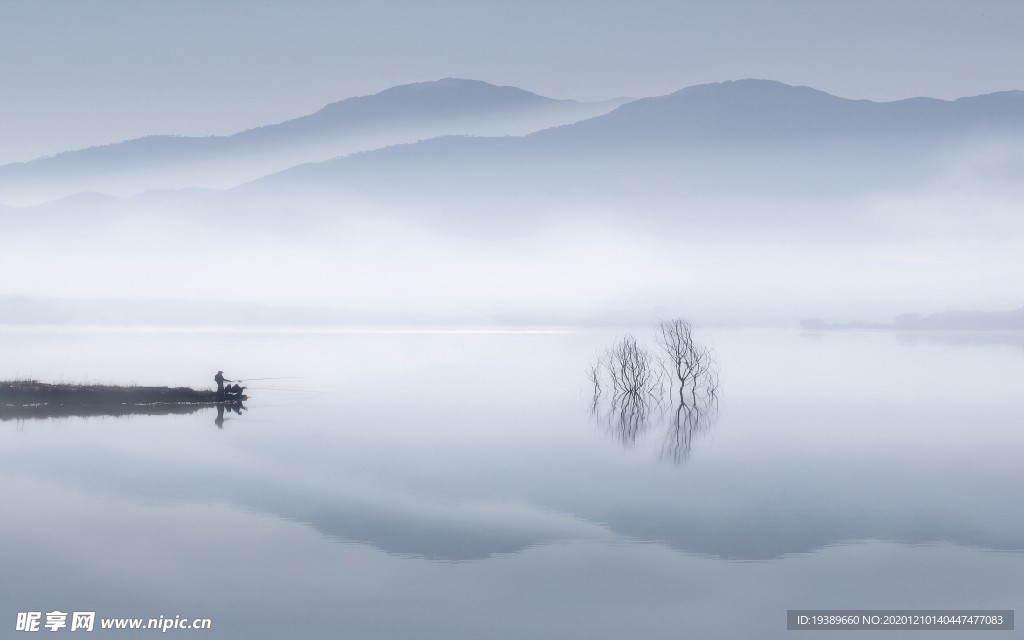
[588,367,719,464]
[1,398,246,429]
[1,327,1022,639]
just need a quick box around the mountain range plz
[245,79,1023,208]
[0,78,629,204]
[3,78,1022,214]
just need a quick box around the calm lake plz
[2,327,1022,638]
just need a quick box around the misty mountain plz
[802,305,1024,331]
[0,78,629,204]
[533,79,1024,147]
[6,79,1023,244]
[258,79,1024,201]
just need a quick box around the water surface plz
[2,327,1022,638]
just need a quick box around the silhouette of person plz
[215,404,225,429]
[214,371,232,401]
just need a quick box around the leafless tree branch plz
[587,319,720,462]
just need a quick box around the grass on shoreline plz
[1,379,218,406]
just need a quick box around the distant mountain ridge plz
[4,78,1022,207]
[256,79,1024,199]
[234,78,568,144]
[0,78,629,204]
[531,79,1024,148]
[9,79,579,172]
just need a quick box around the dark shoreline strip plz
[0,380,242,421]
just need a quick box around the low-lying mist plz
[2,79,1021,327]
[2,183,1021,328]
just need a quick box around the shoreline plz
[0,380,244,421]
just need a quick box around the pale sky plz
[2,0,1022,164]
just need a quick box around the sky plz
[2,0,1023,165]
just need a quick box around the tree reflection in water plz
[588,319,719,463]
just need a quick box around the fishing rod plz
[242,386,325,393]
[233,377,308,382]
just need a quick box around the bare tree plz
[587,334,665,445]
[655,318,719,407]
[587,319,719,462]
[653,318,719,462]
